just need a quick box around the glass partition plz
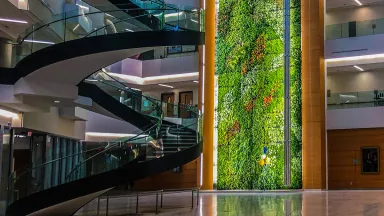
[328,90,384,110]
[12,3,204,67]
[326,17,384,40]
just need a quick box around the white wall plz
[85,111,140,134]
[144,86,199,105]
[327,5,384,25]
[165,0,199,7]
[325,34,384,59]
[327,107,384,129]
[328,71,384,93]
[23,107,85,140]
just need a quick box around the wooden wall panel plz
[328,128,384,189]
[132,159,199,191]
[302,0,326,189]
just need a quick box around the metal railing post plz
[156,192,159,214]
[106,197,109,216]
[197,189,200,206]
[191,190,194,208]
[160,191,163,208]
[97,197,100,215]
[136,193,139,214]
[64,13,67,41]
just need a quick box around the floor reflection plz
[75,190,384,216]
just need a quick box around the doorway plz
[161,93,175,117]
[179,91,193,118]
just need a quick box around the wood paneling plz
[328,128,384,189]
[302,0,326,189]
[132,159,199,191]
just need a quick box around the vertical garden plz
[216,0,302,189]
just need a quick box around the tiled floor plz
[75,190,384,216]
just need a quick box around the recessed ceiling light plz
[54,100,60,103]
[158,84,174,88]
[0,18,28,24]
[355,0,362,6]
[24,39,55,45]
[193,81,199,83]
[353,65,364,71]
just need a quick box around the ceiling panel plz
[328,62,384,73]
[327,0,384,10]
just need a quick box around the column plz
[301,0,326,189]
[0,37,12,68]
[201,0,215,190]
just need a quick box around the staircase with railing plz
[4,2,204,216]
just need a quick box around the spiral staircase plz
[3,1,204,215]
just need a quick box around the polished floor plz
[75,190,384,216]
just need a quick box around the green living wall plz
[216,0,302,189]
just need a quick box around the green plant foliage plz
[217,0,302,189]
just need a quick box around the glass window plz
[60,138,67,184]
[44,135,53,189]
[51,137,60,186]
[66,140,73,181]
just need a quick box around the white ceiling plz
[328,62,384,73]
[130,80,199,92]
[327,0,384,10]
[0,0,34,40]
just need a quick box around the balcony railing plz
[326,17,384,40]
[327,90,384,110]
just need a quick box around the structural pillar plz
[301,0,326,189]
[201,0,215,190]
[0,38,12,68]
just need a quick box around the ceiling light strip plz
[158,84,174,88]
[24,40,55,45]
[326,53,384,63]
[353,65,364,71]
[107,72,199,85]
[76,4,89,10]
[355,0,362,6]
[0,18,28,24]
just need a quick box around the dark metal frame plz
[361,147,380,175]
[283,0,291,186]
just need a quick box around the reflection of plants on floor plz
[216,194,303,216]
[217,0,302,189]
